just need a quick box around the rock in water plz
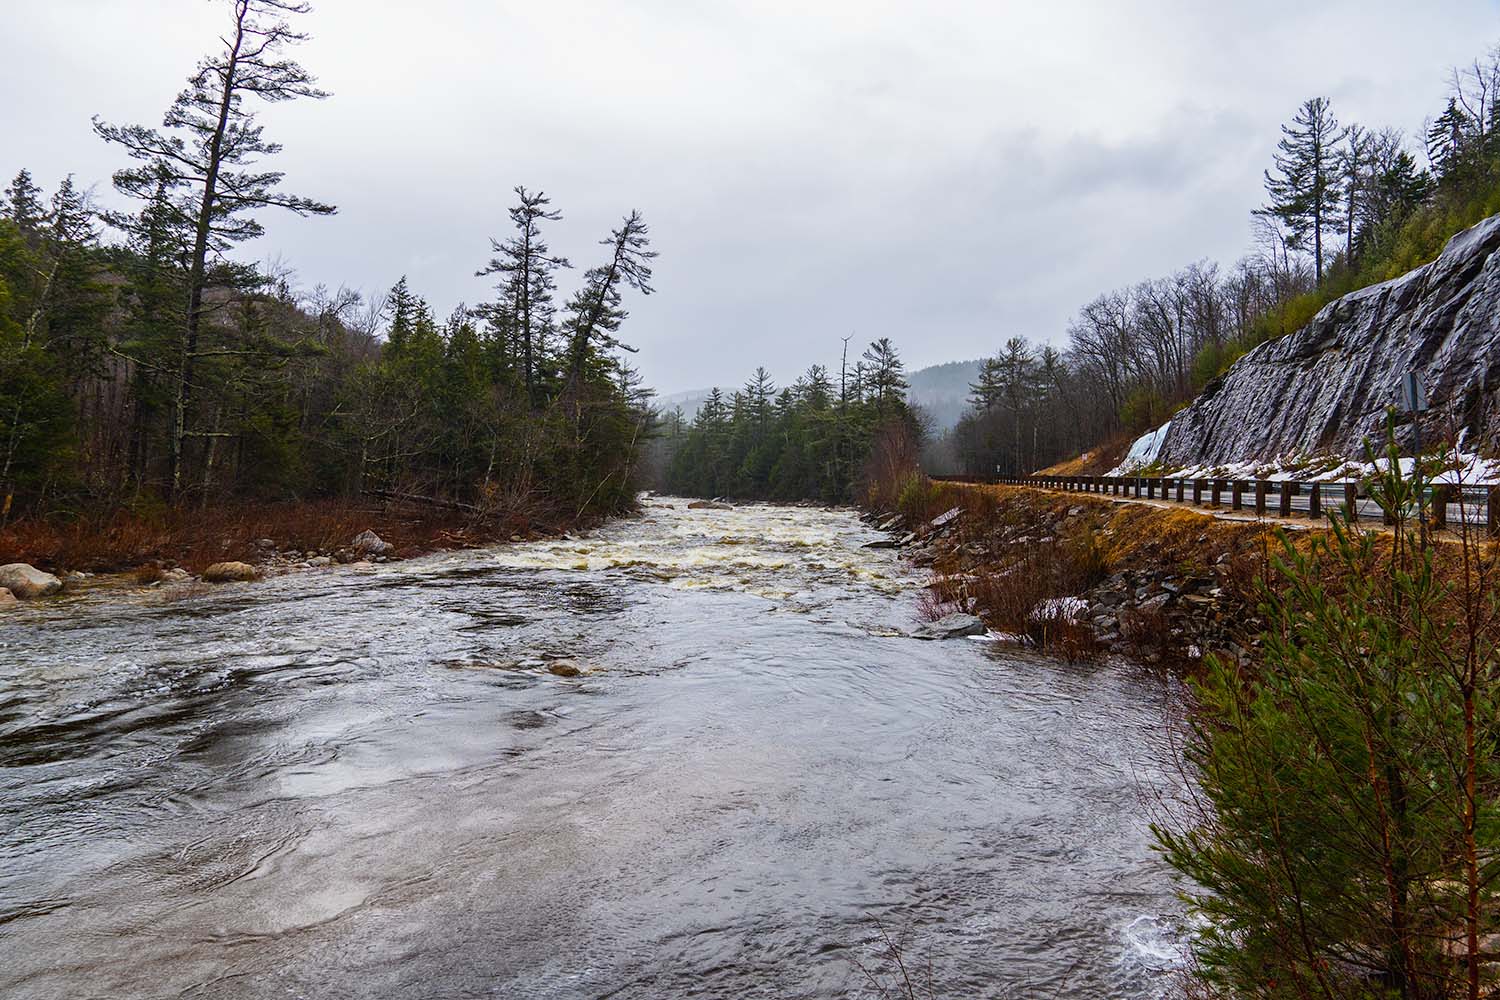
[686,500,732,510]
[1158,213,1500,465]
[911,613,989,640]
[352,529,393,556]
[546,660,583,677]
[202,561,259,583]
[0,587,17,607]
[0,564,62,599]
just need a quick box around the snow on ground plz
[1105,423,1500,485]
[1107,422,1171,476]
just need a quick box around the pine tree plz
[1427,97,1470,184]
[2,170,47,235]
[563,210,655,385]
[476,186,570,406]
[94,0,336,498]
[1260,97,1347,286]
[861,337,908,410]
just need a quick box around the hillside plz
[907,359,983,433]
[1145,213,1500,471]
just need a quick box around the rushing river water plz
[1,498,1183,998]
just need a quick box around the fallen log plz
[364,489,479,513]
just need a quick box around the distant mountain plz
[658,388,712,422]
[907,359,982,433]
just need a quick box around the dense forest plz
[946,42,1500,478]
[0,0,654,531]
[658,337,920,504]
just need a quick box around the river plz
[0,498,1183,998]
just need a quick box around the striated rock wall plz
[1159,214,1500,466]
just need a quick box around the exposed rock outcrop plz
[0,563,62,599]
[1160,214,1500,466]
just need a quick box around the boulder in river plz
[911,613,988,640]
[0,587,16,607]
[202,561,259,583]
[687,500,732,511]
[546,660,583,677]
[352,529,393,556]
[862,538,898,550]
[0,563,62,599]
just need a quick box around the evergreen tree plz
[563,210,655,385]
[94,0,336,497]
[2,170,47,235]
[1260,97,1347,286]
[476,186,570,406]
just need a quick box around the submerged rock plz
[911,613,988,640]
[1159,213,1500,465]
[202,561,259,583]
[687,500,733,511]
[546,660,583,677]
[0,563,62,599]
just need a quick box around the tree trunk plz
[172,3,248,500]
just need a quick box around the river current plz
[0,498,1183,998]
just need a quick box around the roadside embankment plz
[866,481,1298,668]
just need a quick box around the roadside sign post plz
[1400,371,1428,456]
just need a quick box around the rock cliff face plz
[1159,214,1500,467]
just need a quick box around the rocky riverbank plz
[866,482,1291,668]
[0,498,611,607]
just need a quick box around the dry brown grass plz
[1032,432,1134,476]
[0,498,558,574]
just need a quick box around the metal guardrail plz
[943,474,1500,535]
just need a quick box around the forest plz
[941,43,1500,478]
[0,0,655,542]
[656,338,920,505]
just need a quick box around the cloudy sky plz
[6,1,1499,395]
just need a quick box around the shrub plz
[896,472,935,522]
[1156,438,1500,998]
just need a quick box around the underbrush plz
[0,497,557,573]
[908,481,1286,665]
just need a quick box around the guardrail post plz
[1309,482,1321,520]
[1279,481,1294,518]
[1174,478,1184,502]
[1344,483,1359,522]
[1254,480,1268,517]
[1489,486,1500,537]
[1146,477,1156,499]
[1231,481,1245,511]
[1210,480,1222,508]
[1431,484,1451,530]
[1192,479,1203,505]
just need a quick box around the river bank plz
[871,481,1292,669]
[0,496,616,601]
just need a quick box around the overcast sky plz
[6,1,1499,395]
